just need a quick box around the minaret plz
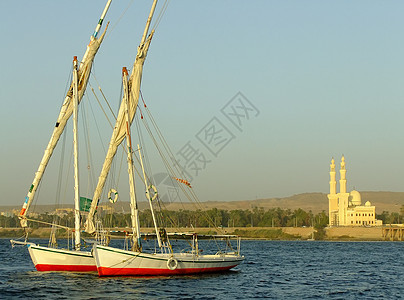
[329,158,336,195]
[339,155,347,193]
[338,155,349,226]
[327,158,339,226]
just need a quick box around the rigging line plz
[86,89,108,156]
[88,81,131,204]
[127,143,149,191]
[135,109,154,190]
[139,92,174,163]
[134,116,164,225]
[90,86,114,130]
[90,73,117,120]
[86,81,126,207]
[138,108,192,213]
[129,112,159,192]
[106,251,142,269]
[139,92,192,193]
[139,98,221,231]
[53,127,67,227]
[139,111,184,189]
[96,115,142,210]
[136,108,174,187]
[104,0,135,40]
[99,86,117,120]
[151,0,170,32]
[62,134,74,206]
[139,102,196,205]
[30,176,42,217]
[100,100,141,208]
[81,95,97,196]
[154,199,183,232]
[156,154,219,231]
[55,128,67,209]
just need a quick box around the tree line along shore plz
[0,226,395,241]
[1,207,402,240]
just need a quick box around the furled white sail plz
[85,1,157,234]
[19,21,109,227]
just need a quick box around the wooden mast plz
[72,56,81,251]
[122,67,142,251]
[85,0,158,234]
[18,0,112,227]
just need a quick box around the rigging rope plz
[151,0,170,32]
[81,95,98,198]
[86,87,108,155]
[55,128,67,210]
[90,86,114,130]
[104,0,135,39]
[90,73,117,120]
[137,92,224,233]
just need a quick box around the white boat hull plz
[93,244,244,276]
[28,244,96,272]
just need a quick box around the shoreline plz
[1,226,402,241]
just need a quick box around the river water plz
[0,238,403,299]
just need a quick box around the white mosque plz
[327,156,382,227]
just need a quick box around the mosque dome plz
[365,201,371,207]
[349,190,361,206]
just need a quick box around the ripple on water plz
[1,239,404,299]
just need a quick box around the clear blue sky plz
[1,0,404,207]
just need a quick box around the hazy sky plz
[1,0,404,207]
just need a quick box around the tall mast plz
[122,67,142,251]
[85,0,158,234]
[72,57,81,251]
[19,0,112,227]
[140,0,157,46]
[92,0,112,39]
[81,0,112,67]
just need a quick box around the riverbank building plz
[327,156,382,227]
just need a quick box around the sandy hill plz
[1,191,403,215]
[160,191,404,214]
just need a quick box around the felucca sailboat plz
[11,0,112,272]
[87,0,244,276]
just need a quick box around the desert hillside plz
[1,191,403,214]
[160,191,403,214]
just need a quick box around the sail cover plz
[85,32,154,234]
[19,26,108,227]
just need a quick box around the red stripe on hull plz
[98,265,238,276]
[35,264,97,272]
